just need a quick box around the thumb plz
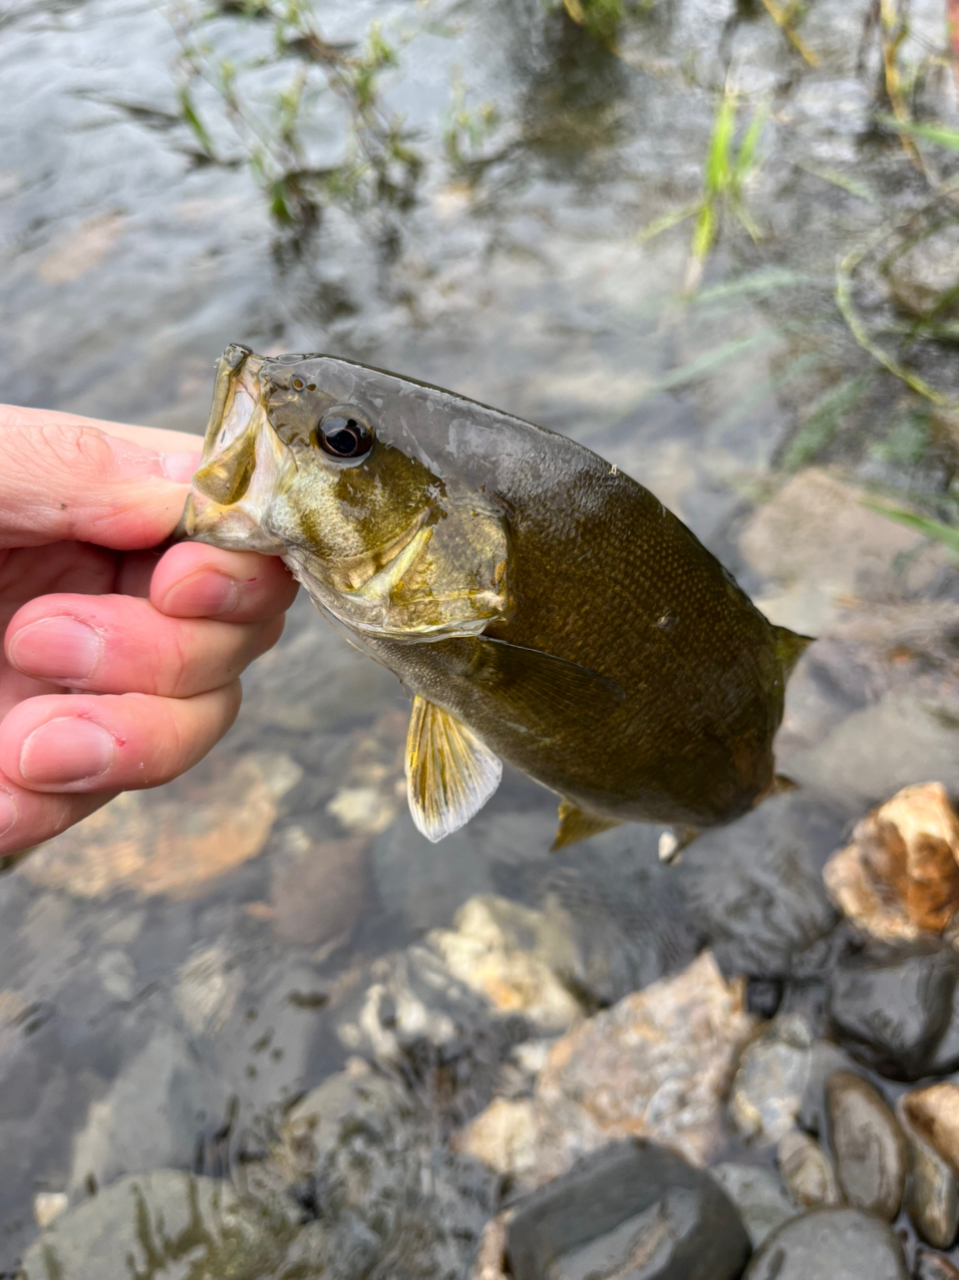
[0,409,200,551]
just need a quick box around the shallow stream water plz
[3,0,959,1270]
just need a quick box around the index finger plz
[0,406,201,551]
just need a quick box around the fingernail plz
[9,617,102,683]
[20,718,116,786]
[161,571,240,617]
[0,790,18,840]
[162,451,201,483]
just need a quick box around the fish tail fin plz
[774,625,814,679]
[551,800,622,851]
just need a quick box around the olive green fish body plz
[179,346,810,845]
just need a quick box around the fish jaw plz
[175,345,294,555]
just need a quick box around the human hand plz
[0,405,298,858]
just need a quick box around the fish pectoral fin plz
[405,696,502,843]
[466,638,625,730]
[551,800,622,851]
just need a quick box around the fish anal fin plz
[775,625,815,678]
[551,800,622,851]
[405,695,502,843]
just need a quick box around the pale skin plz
[0,405,299,857]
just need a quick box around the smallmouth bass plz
[178,344,811,849]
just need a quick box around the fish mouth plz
[174,344,291,553]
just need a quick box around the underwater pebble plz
[33,1192,68,1229]
[742,1207,908,1280]
[505,1139,750,1280]
[897,1097,959,1251]
[709,1163,796,1248]
[902,1082,959,1175]
[729,1013,813,1145]
[914,1249,959,1280]
[777,1130,840,1209]
[826,1070,905,1220]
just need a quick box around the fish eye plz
[315,407,374,462]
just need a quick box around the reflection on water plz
[3,0,959,1271]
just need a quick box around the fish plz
[177,343,812,850]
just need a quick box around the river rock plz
[335,942,512,1081]
[269,1057,496,1279]
[826,1070,905,1220]
[886,223,959,318]
[897,1096,959,1250]
[427,895,586,1033]
[676,794,839,977]
[739,468,948,634]
[902,1082,959,1174]
[457,951,757,1188]
[795,1039,857,1136]
[826,941,959,1079]
[709,1163,796,1247]
[15,752,302,899]
[742,1207,908,1279]
[505,1139,751,1280]
[20,1171,254,1279]
[729,1014,813,1145]
[823,782,959,942]
[915,1251,959,1280]
[776,1129,840,1208]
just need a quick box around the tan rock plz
[826,1070,906,1221]
[902,1082,959,1175]
[739,469,948,634]
[824,782,959,941]
[18,752,301,900]
[428,896,585,1033]
[457,950,756,1187]
[469,1210,513,1280]
[898,1097,959,1250]
[34,1191,68,1228]
[777,1129,840,1208]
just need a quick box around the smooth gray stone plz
[505,1139,751,1280]
[826,1070,906,1221]
[710,1163,797,1247]
[21,1172,249,1280]
[827,942,959,1080]
[743,1207,909,1280]
[899,1103,959,1251]
[676,795,839,978]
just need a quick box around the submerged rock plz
[825,1070,905,1221]
[20,1171,254,1280]
[826,941,959,1079]
[457,951,756,1187]
[776,1129,840,1209]
[902,1082,959,1175]
[709,1163,796,1248]
[504,1139,750,1280]
[676,796,839,978]
[742,1207,908,1280]
[823,782,959,942]
[427,895,586,1034]
[915,1250,959,1280]
[15,752,302,900]
[897,1096,959,1251]
[729,1014,813,1145]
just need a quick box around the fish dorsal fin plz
[466,638,625,731]
[551,800,622,851]
[774,625,814,678]
[405,696,502,842]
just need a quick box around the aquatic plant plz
[166,0,423,233]
[640,84,767,292]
